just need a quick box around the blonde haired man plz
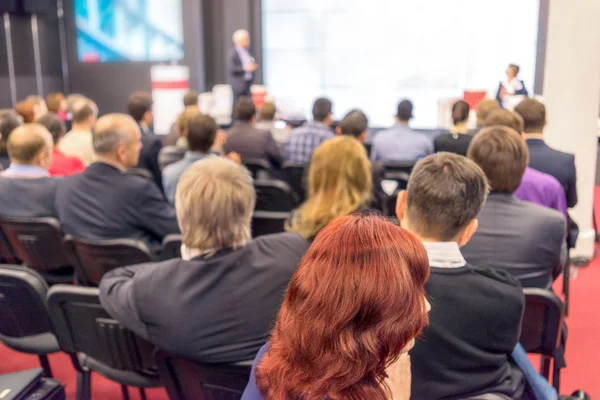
[100,157,308,363]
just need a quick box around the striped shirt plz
[286,121,334,163]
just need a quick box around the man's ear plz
[456,219,478,247]
[359,130,368,143]
[395,190,408,221]
[335,126,342,136]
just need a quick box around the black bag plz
[0,368,65,400]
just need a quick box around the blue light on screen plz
[74,0,184,63]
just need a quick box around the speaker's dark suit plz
[99,232,309,363]
[526,138,577,208]
[55,162,179,251]
[227,48,253,102]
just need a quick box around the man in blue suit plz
[56,114,179,252]
[227,29,258,117]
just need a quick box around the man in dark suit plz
[127,91,164,191]
[0,123,59,218]
[227,29,257,117]
[515,98,577,208]
[462,126,566,288]
[223,97,283,169]
[55,114,179,252]
[99,156,308,363]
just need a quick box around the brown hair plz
[176,106,202,137]
[72,99,97,124]
[406,153,489,241]
[187,114,218,152]
[127,91,153,122]
[259,102,276,121]
[451,100,470,125]
[234,97,256,122]
[15,101,36,123]
[476,99,500,125]
[467,126,528,193]
[183,90,199,107]
[258,214,429,400]
[484,109,524,133]
[46,92,65,113]
[514,98,546,133]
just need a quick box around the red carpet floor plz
[2,199,600,399]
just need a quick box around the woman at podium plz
[496,64,529,109]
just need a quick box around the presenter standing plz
[227,29,258,118]
[496,64,529,109]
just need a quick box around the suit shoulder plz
[253,232,309,256]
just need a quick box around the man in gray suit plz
[227,29,257,117]
[461,126,566,289]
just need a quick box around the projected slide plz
[75,0,184,63]
[262,0,540,127]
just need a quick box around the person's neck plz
[94,156,127,172]
[450,123,468,134]
[71,123,90,132]
[396,120,410,126]
[524,132,544,139]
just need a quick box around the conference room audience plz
[56,114,179,252]
[287,136,372,241]
[58,97,98,166]
[255,102,288,145]
[286,97,335,163]
[223,97,283,169]
[484,109,568,220]
[462,126,566,288]
[46,92,68,121]
[0,109,21,169]
[515,98,578,208]
[163,114,240,204]
[0,123,59,218]
[37,113,86,177]
[100,157,308,363]
[434,100,474,156]
[371,99,433,162]
[127,91,164,191]
[242,214,430,400]
[395,153,526,399]
[164,90,199,146]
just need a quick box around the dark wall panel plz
[65,0,206,116]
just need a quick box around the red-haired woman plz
[242,214,431,400]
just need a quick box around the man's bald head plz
[93,114,142,168]
[7,123,53,167]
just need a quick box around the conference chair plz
[155,351,253,400]
[0,217,74,284]
[63,236,153,286]
[47,285,161,400]
[254,179,299,212]
[381,162,415,190]
[520,288,565,391]
[282,161,306,201]
[158,146,186,170]
[162,234,182,260]
[0,265,60,377]
[243,158,272,180]
[0,229,18,264]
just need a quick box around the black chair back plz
[159,146,186,170]
[282,162,306,201]
[156,351,252,400]
[162,234,182,260]
[243,158,272,180]
[47,285,156,371]
[63,236,153,286]
[252,211,289,237]
[381,162,415,191]
[0,229,18,264]
[520,288,563,356]
[0,217,71,273]
[254,179,298,212]
[0,265,53,340]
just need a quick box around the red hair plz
[256,214,430,399]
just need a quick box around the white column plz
[542,0,600,259]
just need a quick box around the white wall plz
[543,0,600,258]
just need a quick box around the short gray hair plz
[92,114,137,154]
[176,156,255,251]
[233,29,249,44]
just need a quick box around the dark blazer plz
[99,232,309,363]
[137,128,164,192]
[55,162,179,251]
[227,48,252,96]
[526,138,577,208]
[223,122,284,169]
[0,177,60,218]
[461,193,566,289]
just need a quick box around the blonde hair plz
[287,136,372,239]
[177,106,201,136]
[176,156,256,251]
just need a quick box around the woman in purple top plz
[242,214,431,400]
